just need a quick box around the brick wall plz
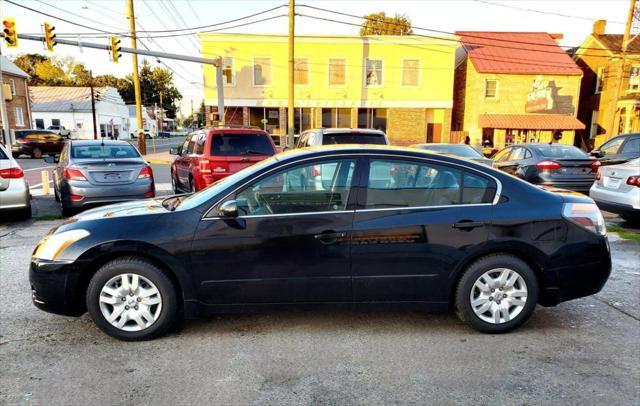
[386,108,427,146]
[1,74,31,130]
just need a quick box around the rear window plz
[532,145,588,159]
[322,132,387,145]
[210,133,274,156]
[71,144,140,159]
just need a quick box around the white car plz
[0,143,31,219]
[590,157,640,223]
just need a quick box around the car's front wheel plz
[86,256,178,341]
[455,254,538,334]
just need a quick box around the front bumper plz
[0,178,30,210]
[29,258,87,317]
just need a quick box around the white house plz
[30,86,130,140]
[127,105,158,137]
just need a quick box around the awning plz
[478,114,585,130]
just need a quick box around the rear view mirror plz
[169,147,179,155]
[218,200,239,218]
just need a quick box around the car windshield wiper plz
[242,149,267,155]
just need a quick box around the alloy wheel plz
[98,273,163,332]
[469,268,528,324]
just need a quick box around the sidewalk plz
[144,151,173,164]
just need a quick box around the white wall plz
[33,106,130,140]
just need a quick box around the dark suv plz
[170,127,277,193]
[590,133,640,165]
[12,129,66,158]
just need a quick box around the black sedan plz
[411,143,494,166]
[30,145,611,340]
[492,143,600,193]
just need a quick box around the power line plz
[33,0,129,33]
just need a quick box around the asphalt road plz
[0,217,638,404]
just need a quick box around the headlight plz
[33,229,90,261]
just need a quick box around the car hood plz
[71,198,168,221]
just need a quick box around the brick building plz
[1,56,32,142]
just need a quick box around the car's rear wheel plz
[86,257,177,341]
[171,170,178,194]
[31,148,42,159]
[455,254,538,334]
[16,204,32,220]
[189,177,196,193]
[621,214,639,225]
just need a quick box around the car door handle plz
[314,231,347,244]
[453,221,485,230]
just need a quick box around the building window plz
[485,80,498,98]
[328,58,346,86]
[294,58,309,85]
[628,65,640,92]
[321,108,351,127]
[52,119,61,126]
[35,118,45,129]
[595,67,604,94]
[357,108,387,131]
[365,59,383,86]
[253,57,272,87]
[9,79,16,95]
[222,57,234,86]
[402,59,420,87]
[14,107,24,127]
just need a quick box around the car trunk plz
[596,162,639,193]
[207,155,267,173]
[74,160,147,185]
[546,159,597,181]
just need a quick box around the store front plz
[478,113,585,148]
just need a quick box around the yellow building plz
[452,32,585,149]
[574,20,640,148]
[199,33,457,145]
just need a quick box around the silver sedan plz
[47,140,155,216]
[590,157,640,223]
[0,143,31,220]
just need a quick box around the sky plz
[1,0,631,117]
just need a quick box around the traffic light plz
[2,18,18,48]
[109,36,122,63]
[43,22,56,51]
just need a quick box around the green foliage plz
[360,12,413,36]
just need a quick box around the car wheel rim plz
[98,273,163,332]
[469,268,528,324]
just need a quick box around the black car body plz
[411,143,494,166]
[30,145,611,340]
[12,129,66,158]
[492,143,599,193]
[590,133,640,165]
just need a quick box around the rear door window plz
[322,132,387,145]
[509,147,526,161]
[621,138,640,154]
[210,133,275,156]
[193,132,207,155]
[599,137,624,155]
[492,148,511,162]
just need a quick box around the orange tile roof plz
[456,32,582,75]
[478,114,585,130]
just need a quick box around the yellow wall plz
[459,59,582,147]
[200,34,457,109]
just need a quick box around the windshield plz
[531,145,588,159]
[71,144,140,159]
[322,133,387,145]
[420,144,483,158]
[174,155,280,211]
[211,133,275,156]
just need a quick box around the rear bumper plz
[537,180,594,194]
[0,178,30,210]
[29,258,86,317]
[11,144,32,156]
[590,185,640,213]
[62,180,154,208]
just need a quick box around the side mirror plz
[169,147,179,155]
[218,200,239,218]
[590,150,604,158]
[44,155,58,164]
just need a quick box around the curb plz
[145,159,172,164]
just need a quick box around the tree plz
[131,59,182,118]
[359,12,413,36]
[13,54,54,86]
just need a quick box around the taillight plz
[0,167,24,178]
[626,176,640,187]
[144,191,155,197]
[536,160,562,171]
[590,160,601,172]
[199,159,212,174]
[69,194,84,201]
[138,166,153,179]
[595,170,602,181]
[17,138,28,144]
[63,168,86,181]
[562,202,606,235]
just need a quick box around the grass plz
[34,214,63,221]
[608,225,640,241]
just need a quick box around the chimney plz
[593,20,606,35]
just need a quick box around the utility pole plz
[127,0,146,155]
[287,0,295,148]
[606,0,637,138]
[89,70,97,139]
[159,91,163,133]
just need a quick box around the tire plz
[171,170,179,194]
[621,214,640,225]
[31,148,43,159]
[53,185,60,202]
[61,204,75,218]
[86,256,178,341]
[189,177,196,193]
[455,254,538,334]
[16,204,32,220]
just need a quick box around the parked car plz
[170,127,277,193]
[47,125,71,137]
[0,143,31,219]
[130,131,153,139]
[30,145,610,340]
[590,133,640,165]
[12,129,66,158]
[296,128,388,147]
[492,143,600,193]
[590,157,640,223]
[46,140,154,216]
[411,143,494,166]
